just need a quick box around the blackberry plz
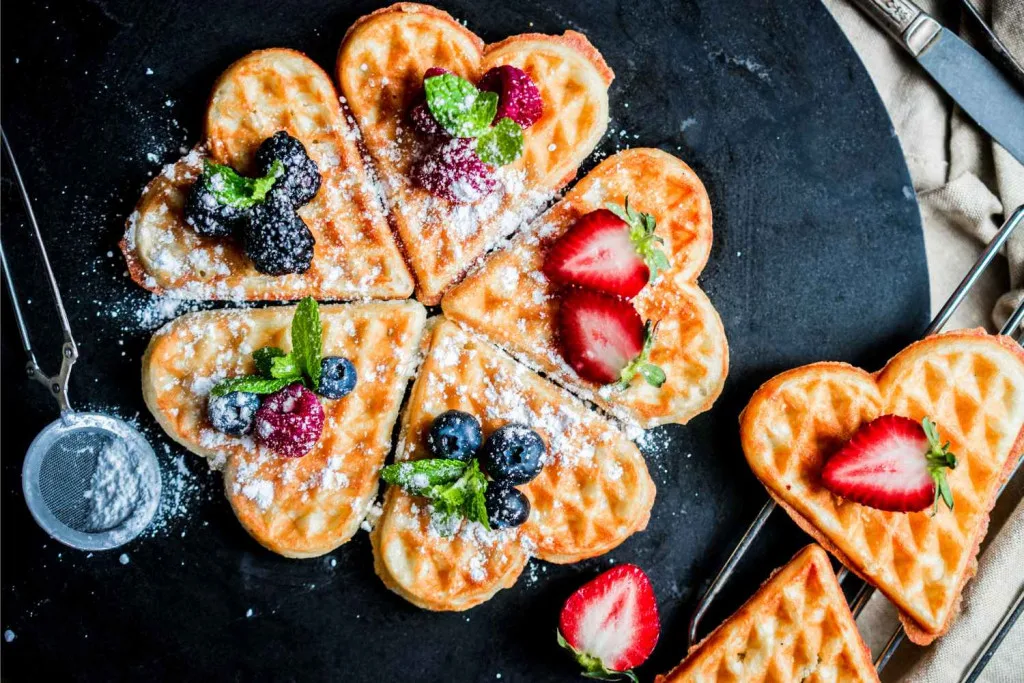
[255,131,321,207]
[242,198,315,275]
[184,180,246,237]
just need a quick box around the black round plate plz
[0,0,926,680]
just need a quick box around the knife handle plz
[849,0,942,56]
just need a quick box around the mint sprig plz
[424,73,524,167]
[381,458,490,533]
[476,117,524,166]
[203,158,283,209]
[615,321,666,391]
[606,198,671,282]
[291,296,322,390]
[922,417,957,515]
[209,296,325,396]
[210,376,295,397]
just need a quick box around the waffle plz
[657,545,878,683]
[442,148,727,428]
[337,3,613,304]
[121,48,414,301]
[141,301,426,557]
[740,330,1024,644]
[371,318,655,610]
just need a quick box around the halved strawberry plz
[556,289,665,389]
[543,199,670,300]
[557,563,660,682]
[821,415,957,514]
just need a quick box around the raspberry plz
[477,65,543,128]
[253,384,325,458]
[423,66,452,82]
[409,102,450,139]
[411,138,497,204]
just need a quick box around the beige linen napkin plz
[818,1,1024,680]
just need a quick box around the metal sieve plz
[3,128,160,551]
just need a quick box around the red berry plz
[821,415,957,513]
[557,289,645,385]
[411,138,497,204]
[478,65,543,128]
[423,66,451,83]
[409,102,449,139]
[253,384,325,458]
[558,564,660,677]
[544,209,649,299]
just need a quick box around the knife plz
[849,0,1024,164]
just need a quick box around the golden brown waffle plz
[740,330,1024,644]
[121,48,413,301]
[371,318,655,610]
[442,148,727,427]
[337,3,613,304]
[657,545,878,683]
[142,302,426,557]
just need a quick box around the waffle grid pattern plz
[142,302,426,558]
[442,148,727,427]
[371,319,655,610]
[122,49,413,301]
[657,545,878,683]
[741,332,1024,643]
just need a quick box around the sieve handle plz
[1,127,77,413]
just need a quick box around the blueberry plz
[184,181,245,237]
[241,197,315,275]
[255,131,321,207]
[207,391,261,435]
[484,485,530,529]
[427,410,482,462]
[479,423,545,485]
[318,357,357,399]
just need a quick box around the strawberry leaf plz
[557,630,639,683]
[922,417,957,514]
[615,320,666,390]
[606,197,671,282]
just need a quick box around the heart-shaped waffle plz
[657,545,878,683]
[442,148,728,427]
[142,302,426,557]
[740,330,1024,644]
[372,318,655,610]
[122,48,414,301]
[337,2,613,304]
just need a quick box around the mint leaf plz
[382,458,490,534]
[476,117,524,166]
[291,297,322,391]
[267,354,301,380]
[381,459,468,495]
[424,73,497,138]
[203,159,282,209]
[210,376,295,397]
[253,347,286,376]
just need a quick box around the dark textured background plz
[0,0,928,680]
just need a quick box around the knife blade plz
[849,0,1024,164]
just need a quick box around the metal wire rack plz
[687,204,1024,680]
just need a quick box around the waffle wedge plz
[371,318,655,610]
[142,301,426,557]
[337,3,613,304]
[657,545,878,683]
[740,330,1024,644]
[442,148,727,427]
[122,48,413,301]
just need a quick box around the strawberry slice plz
[557,563,660,682]
[543,199,670,300]
[821,415,957,514]
[556,289,665,389]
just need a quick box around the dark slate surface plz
[0,0,927,680]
